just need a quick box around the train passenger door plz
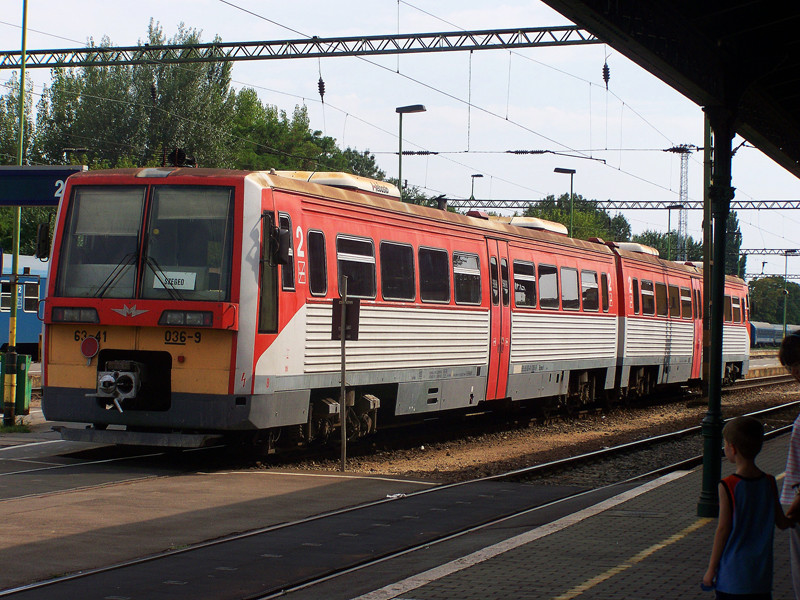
[691,278,703,379]
[486,239,511,400]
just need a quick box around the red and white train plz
[41,168,750,448]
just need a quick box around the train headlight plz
[158,310,213,327]
[52,307,100,323]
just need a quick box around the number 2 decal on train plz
[296,225,307,284]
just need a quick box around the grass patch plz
[0,423,31,433]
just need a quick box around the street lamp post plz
[666,203,684,261]
[470,173,483,200]
[395,104,426,200]
[784,249,798,337]
[554,168,576,237]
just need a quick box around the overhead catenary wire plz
[0,2,771,207]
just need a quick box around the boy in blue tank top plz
[704,416,792,599]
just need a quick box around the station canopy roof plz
[540,1,800,180]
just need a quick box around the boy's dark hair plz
[722,416,764,460]
[779,332,800,367]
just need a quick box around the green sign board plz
[0,165,87,206]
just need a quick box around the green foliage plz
[32,22,237,168]
[229,90,384,177]
[631,230,703,261]
[522,194,632,242]
[25,21,384,177]
[749,276,800,324]
[0,207,57,255]
[1,22,388,254]
[726,211,745,277]
[0,72,35,165]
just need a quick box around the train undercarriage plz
[50,354,746,452]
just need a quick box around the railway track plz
[2,397,797,600]
[3,372,793,503]
[727,373,794,391]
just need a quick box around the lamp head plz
[396,104,426,114]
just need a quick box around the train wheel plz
[630,368,647,401]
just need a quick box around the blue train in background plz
[750,321,800,347]
[0,254,47,360]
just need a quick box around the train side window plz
[655,282,668,316]
[538,264,559,309]
[680,287,692,319]
[732,296,741,322]
[419,247,450,303]
[453,252,481,305]
[561,267,580,311]
[641,280,655,315]
[601,273,609,312]
[581,270,599,311]
[337,236,376,299]
[512,260,536,307]
[23,282,38,313]
[500,258,510,306]
[489,257,499,305]
[381,241,415,301]
[695,289,702,320]
[307,230,327,296]
[258,212,279,333]
[724,295,732,322]
[279,214,295,291]
[0,281,9,312]
[668,284,680,318]
[632,278,640,314]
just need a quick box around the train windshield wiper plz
[144,256,185,301]
[93,252,137,298]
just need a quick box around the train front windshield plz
[55,185,234,302]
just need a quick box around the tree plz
[522,194,633,242]
[32,21,236,168]
[749,276,800,324]
[631,230,703,261]
[726,211,745,277]
[338,148,385,180]
[0,72,35,165]
[29,21,386,178]
[0,206,57,255]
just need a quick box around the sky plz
[2,0,800,276]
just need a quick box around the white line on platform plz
[0,439,61,452]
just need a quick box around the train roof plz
[62,168,751,286]
[68,168,617,258]
[606,243,747,286]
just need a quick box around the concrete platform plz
[343,435,796,600]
